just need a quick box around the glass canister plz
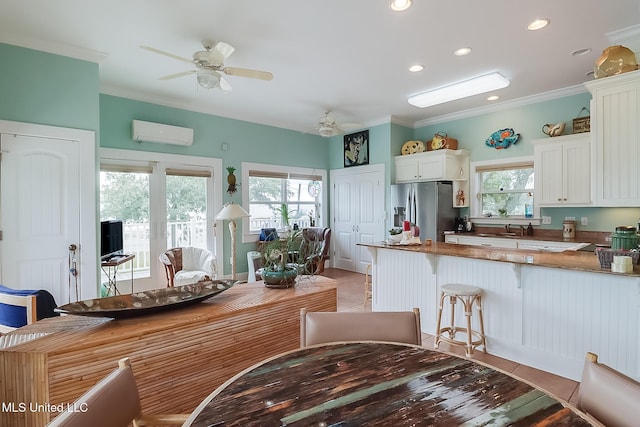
[611,225,639,250]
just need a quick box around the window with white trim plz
[242,163,325,234]
[471,157,537,221]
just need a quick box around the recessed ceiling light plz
[409,64,424,72]
[487,95,499,101]
[528,18,549,31]
[408,72,510,108]
[571,48,592,56]
[390,0,412,11]
[454,47,472,56]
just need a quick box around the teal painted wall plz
[100,95,328,169]
[414,93,640,233]
[100,94,329,275]
[0,43,100,132]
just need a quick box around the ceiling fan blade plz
[219,75,233,93]
[212,41,235,61]
[140,46,193,65]
[223,67,273,81]
[158,70,196,80]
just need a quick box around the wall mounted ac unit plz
[132,120,194,146]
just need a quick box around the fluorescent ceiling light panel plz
[408,72,510,108]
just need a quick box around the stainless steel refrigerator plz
[390,181,457,242]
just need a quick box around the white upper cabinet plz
[585,70,640,206]
[533,133,591,206]
[395,149,469,183]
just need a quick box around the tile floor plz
[320,267,581,405]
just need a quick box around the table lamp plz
[215,203,250,280]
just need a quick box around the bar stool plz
[363,264,372,306]
[434,283,486,357]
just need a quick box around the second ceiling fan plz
[141,39,273,93]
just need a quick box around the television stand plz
[100,254,135,296]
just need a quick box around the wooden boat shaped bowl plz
[55,279,238,319]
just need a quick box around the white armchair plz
[159,247,217,287]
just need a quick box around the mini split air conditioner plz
[132,120,194,146]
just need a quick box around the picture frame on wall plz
[344,130,369,167]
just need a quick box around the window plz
[471,157,536,221]
[242,163,326,237]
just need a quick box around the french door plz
[331,164,385,273]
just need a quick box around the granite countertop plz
[360,241,640,277]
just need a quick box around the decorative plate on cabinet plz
[401,140,425,155]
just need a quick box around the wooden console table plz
[0,277,337,427]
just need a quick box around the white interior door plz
[330,164,385,273]
[0,121,96,304]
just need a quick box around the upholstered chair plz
[159,247,217,287]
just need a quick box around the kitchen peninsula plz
[361,241,640,382]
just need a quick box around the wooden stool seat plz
[435,283,486,357]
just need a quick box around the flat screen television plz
[101,220,124,259]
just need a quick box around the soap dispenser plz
[527,223,533,236]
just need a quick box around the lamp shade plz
[216,203,250,220]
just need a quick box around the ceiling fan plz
[316,111,362,138]
[141,39,273,93]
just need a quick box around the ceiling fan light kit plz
[141,39,273,93]
[408,72,510,108]
[197,69,221,89]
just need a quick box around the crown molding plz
[0,33,108,63]
[412,84,588,128]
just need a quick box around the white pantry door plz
[331,164,384,273]
[0,126,95,304]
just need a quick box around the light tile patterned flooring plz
[320,267,581,406]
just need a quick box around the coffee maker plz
[454,217,465,233]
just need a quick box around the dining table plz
[183,341,597,426]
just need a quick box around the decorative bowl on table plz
[54,279,237,319]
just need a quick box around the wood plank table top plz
[185,342,597,426]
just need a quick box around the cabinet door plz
[535,143,564,205]
[563,139,591,204]
[417,154,444,180]
[588,75,640,206]
[395,156,419,182]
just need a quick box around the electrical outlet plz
[581,217,588,226]
[542,216,552,225]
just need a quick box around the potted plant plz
[261,229,301,288]
[276,203,297,231]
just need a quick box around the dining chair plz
[159,246,217,287]
[577,352,640,427]
[300,307,422,347]
[46,357,188,427]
